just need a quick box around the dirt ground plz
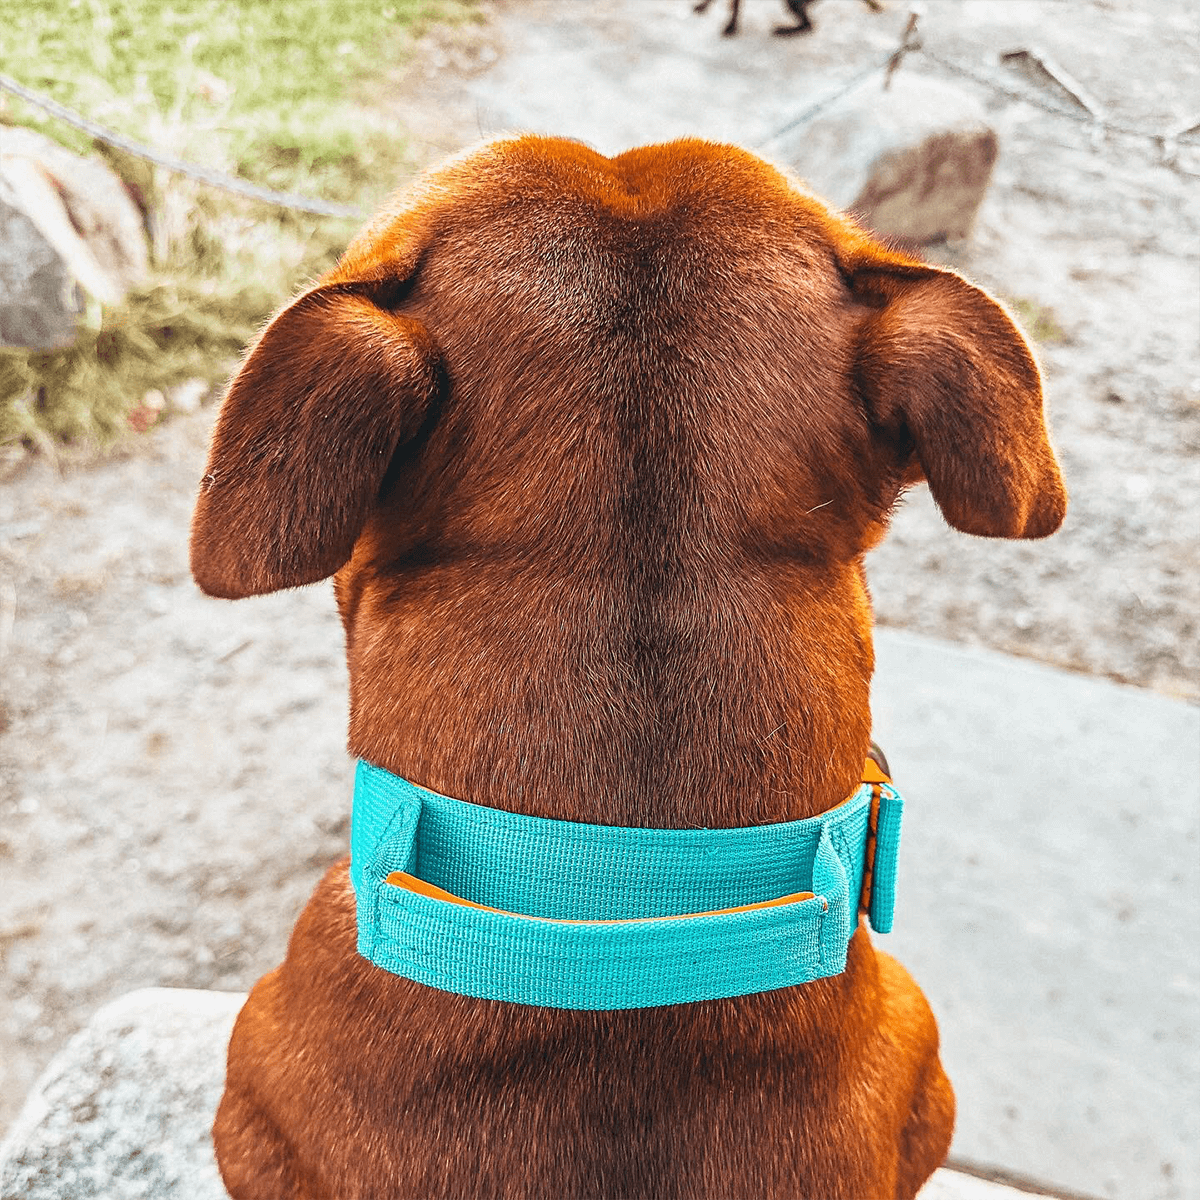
[2,0,1197,1167]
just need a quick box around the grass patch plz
[1,0,473,446]
[1005,296,1067,345]
[1,281,269,444]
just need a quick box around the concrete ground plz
[870,630,1199,1199]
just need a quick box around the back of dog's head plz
[190,136,1065,824]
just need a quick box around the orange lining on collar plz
[385,871,815,922]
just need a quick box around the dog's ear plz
[847,258,1067,539]
[190,286,439,599]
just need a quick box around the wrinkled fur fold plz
[191,137,1065,1200]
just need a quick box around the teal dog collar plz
[350,758,902,1010]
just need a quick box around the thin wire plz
[0,70,367,218]
[917,47,1192,144]
[759,45,911,147]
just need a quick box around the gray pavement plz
[870,628,1200,1200]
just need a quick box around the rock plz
[786,73,999,244]
[0,127,150,293]
[0,127,150,352]
[0,173,85,352]
[0,987,1055,1199]
[0,989,241,1200]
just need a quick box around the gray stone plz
[0,173,84,352]
[0,128,149,352]
[0,989,239,1200]
[0,987,1052,1198]
[786,73,999,244]
[0,127,149,293]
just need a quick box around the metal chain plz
[0,71,367,219]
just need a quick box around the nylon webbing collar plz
[350,757,902,1010]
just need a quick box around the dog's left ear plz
[847,258,1067,539]
[190,285,439,599]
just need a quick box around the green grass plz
[1005,296,1067,345]
[1,0,473,445]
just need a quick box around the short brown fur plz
[191,137,1065,1200]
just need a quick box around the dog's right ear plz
[190,286,439,599]
[845,257,1067,540]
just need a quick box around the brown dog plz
[191,136,1065,1200]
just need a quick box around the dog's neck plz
[339,555,875,830]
